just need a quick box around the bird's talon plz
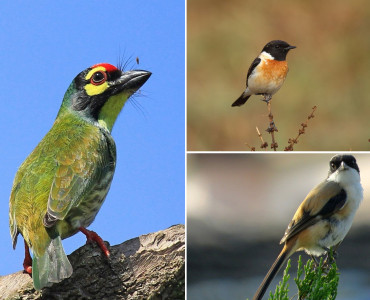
[23,240,33,276]
[24,266,32,275]
[79,227,110,258]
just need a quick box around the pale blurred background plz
[187,0,370,151]
[187,153,370,299]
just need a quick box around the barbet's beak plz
[97,69,152,132]
[112,70,152,96]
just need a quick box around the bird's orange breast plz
[260,59,288,81]
[247,59,289,95]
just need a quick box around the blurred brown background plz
[187,153,370,299]
[187,0,370,151]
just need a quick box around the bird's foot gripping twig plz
[267,120,278,132]
[310,255,320,268]
[323,248,337,268]
[310,252,336,274]
[23,240,33,275]
[79,227,110,257]
[261,94,272,103]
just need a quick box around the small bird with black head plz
[232,40,296,107]
[253,154,363,300]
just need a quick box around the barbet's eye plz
[330,162,336,170]
[90,71,107,85]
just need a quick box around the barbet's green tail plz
[32,235,72,290]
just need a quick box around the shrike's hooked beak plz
[339,161,348,171]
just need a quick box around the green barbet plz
[9,63,151,290]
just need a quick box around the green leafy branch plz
[268,254,339,300]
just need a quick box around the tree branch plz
[1,225,185,300]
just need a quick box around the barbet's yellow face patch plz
[84,66,109,96]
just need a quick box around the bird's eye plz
[275,45,280,48]
[90,71,107,86]
[330,162,336,170]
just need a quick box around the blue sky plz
[0,2,184,276]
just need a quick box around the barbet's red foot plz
[79,227,110,257]
[23,240,32,275]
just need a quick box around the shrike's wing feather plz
[280,181,346,244]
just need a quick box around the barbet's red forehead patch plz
[91,63,118,72]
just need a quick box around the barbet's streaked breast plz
[9,63,151,290]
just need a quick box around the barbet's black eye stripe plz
[107,69,122,81]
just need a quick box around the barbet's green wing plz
[44,125,112,228]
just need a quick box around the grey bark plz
[0,225,185,300]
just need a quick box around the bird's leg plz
[330,242,341,260]
[322,247,337,270]
[265,97,278,133]
[262,94,272,103]
[79,227,110,257]
[23,240,32,275]
[310,255,320,268]
[322,247,330,266]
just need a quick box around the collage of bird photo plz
[1,1,370,300]
[187,0,370,299]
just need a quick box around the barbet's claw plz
[79,227,110,257]
[23,240,32,275]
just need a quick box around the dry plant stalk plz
[245,95,277,151]
[245,143,256,151]
[256,126,268,150]
[284,106,317,151]
[247,105,317,151]
[265,100,278,151]
[246,96,317,151]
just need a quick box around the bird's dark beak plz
[286,45,296,50]
[339,161,348,171]
[112,70,152,96]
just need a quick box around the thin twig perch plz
[285,106,317,151]
[265,97,278,151]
